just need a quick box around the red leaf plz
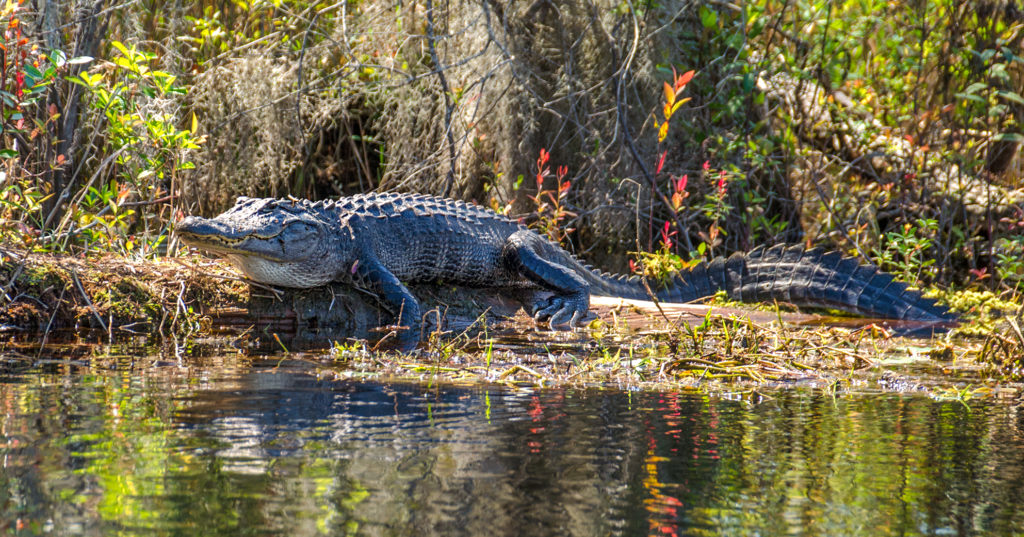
[968,267,989,280]
[656,151,666,174]
[674,174,687,192]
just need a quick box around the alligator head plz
[176,197,339,288]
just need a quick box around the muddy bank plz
[0,249,248,335]
[0,248,522,340]
[0,247,841,341]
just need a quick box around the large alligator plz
[176,193,956,346]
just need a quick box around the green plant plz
[630,220,686,285]
[875,218,939,283]
[993,236,1024,290]
[62,40,203,256]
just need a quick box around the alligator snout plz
[175,216,245,245]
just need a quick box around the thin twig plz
[70,268,107,332]
[425,0,458,197]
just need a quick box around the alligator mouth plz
[175,216,286,260]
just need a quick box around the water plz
[1,345,1023,536]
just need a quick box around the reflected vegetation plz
[1,344,1022,536]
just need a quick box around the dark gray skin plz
[176,193,956,347]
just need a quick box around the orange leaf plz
[663,81,675,107]
[117,183,131,204]
[658,122,669,143]
[675,70,695,92]
[663,102,673,121]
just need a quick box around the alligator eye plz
[288,222,317,236]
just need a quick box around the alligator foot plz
[529,292,591,329]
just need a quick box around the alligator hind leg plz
[502,230,591,328]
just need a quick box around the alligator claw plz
[533,297,564,321]
[531,294,589,329]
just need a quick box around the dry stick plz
[70,268,107,333]
[425,0,458,198]
[35,285,66,359]
[809,154,874,264]
[46,145,129,247]
[341,117,374,191]
[0,249,30,311]
[294,6,332,184]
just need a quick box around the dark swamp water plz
[1,338,1023,537]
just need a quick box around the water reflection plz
[0,353,1022,536]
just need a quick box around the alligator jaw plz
[175,216,287,261]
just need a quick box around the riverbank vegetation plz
[0,1,1022,383]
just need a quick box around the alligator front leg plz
[349,258,421,349]
[502,230,591,328]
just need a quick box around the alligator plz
[176,192,956,347]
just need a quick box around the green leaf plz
[111,41,131,58]
[48,49,67,67]
[992,132,1024,143]
[112,57,135,70]
[996,90,1024,106]
[963,82,988,94]
[23,65,43,80]
[955,93,986,104]
[699,6,717,29]
[0,149,18,159]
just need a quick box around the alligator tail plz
[583,244,955,321]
